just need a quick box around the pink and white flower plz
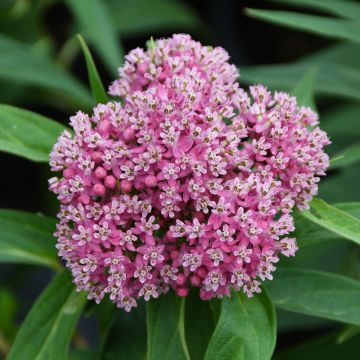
[49,34,329,311]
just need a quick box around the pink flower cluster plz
[49,34,330,311]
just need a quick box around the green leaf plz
[91,298,117,360]
[301,43,360,68]
[240,40,360,104]
[93,298,116,337]
[0,104,65,162]
[337,325,360,344]
[240,62,360,102]
[240,43,360,107]
[204,289,276,360]
[66,0,123,75]
[267,268,360,325]
[321,103,360,153]
[344,200,360,219]
[108,0,204,36]
[7,272,86,360]
[330,143,360,169]
[276,308,333,333]
[245,9,360,44]
[0,209,59,269]
[185,290,217,360]
[293,213,338,248]
[0,287,17,339]
[294,202,360,247]
[147,291,190,360]
[77,34,108,104]
[290,66,317,110]
[280,240,350,275]
[0,34,92,108]
[101,302,146,360]
[270,0,360,22]
[301,198,360,246]
[69,349,93,360]
[273,333,360,360]
[320,166,360,203]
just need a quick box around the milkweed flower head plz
[49,34,330,311]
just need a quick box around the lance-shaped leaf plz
[0,287,17,341]
[245,9,360,45]
[0,105,66,162]
[300,198,360,246]
[147,291,190,360]
[7,272,86,360]
[337,325,360,344]
[330,143,360,169]
[290,66,317,110]
[185,290,217,360]
[270,0,360,22]
[204,289,276,360]
[294,202,360,247]
[240,62,360,102]
[0,209,59,269]
[77,34,108,104]
[0,34,92,107]
[101,301,146,360]
[109,0,205,36]
[66,0,123,74]
[321,103,360,150]
[267,268,360,325]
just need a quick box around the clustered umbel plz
[49,34,330,311]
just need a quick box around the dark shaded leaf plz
[102,301,146,360]
[337,325,360,344]
[273,333,360,360]
[185,290,217,360]
[0,287,17,340]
